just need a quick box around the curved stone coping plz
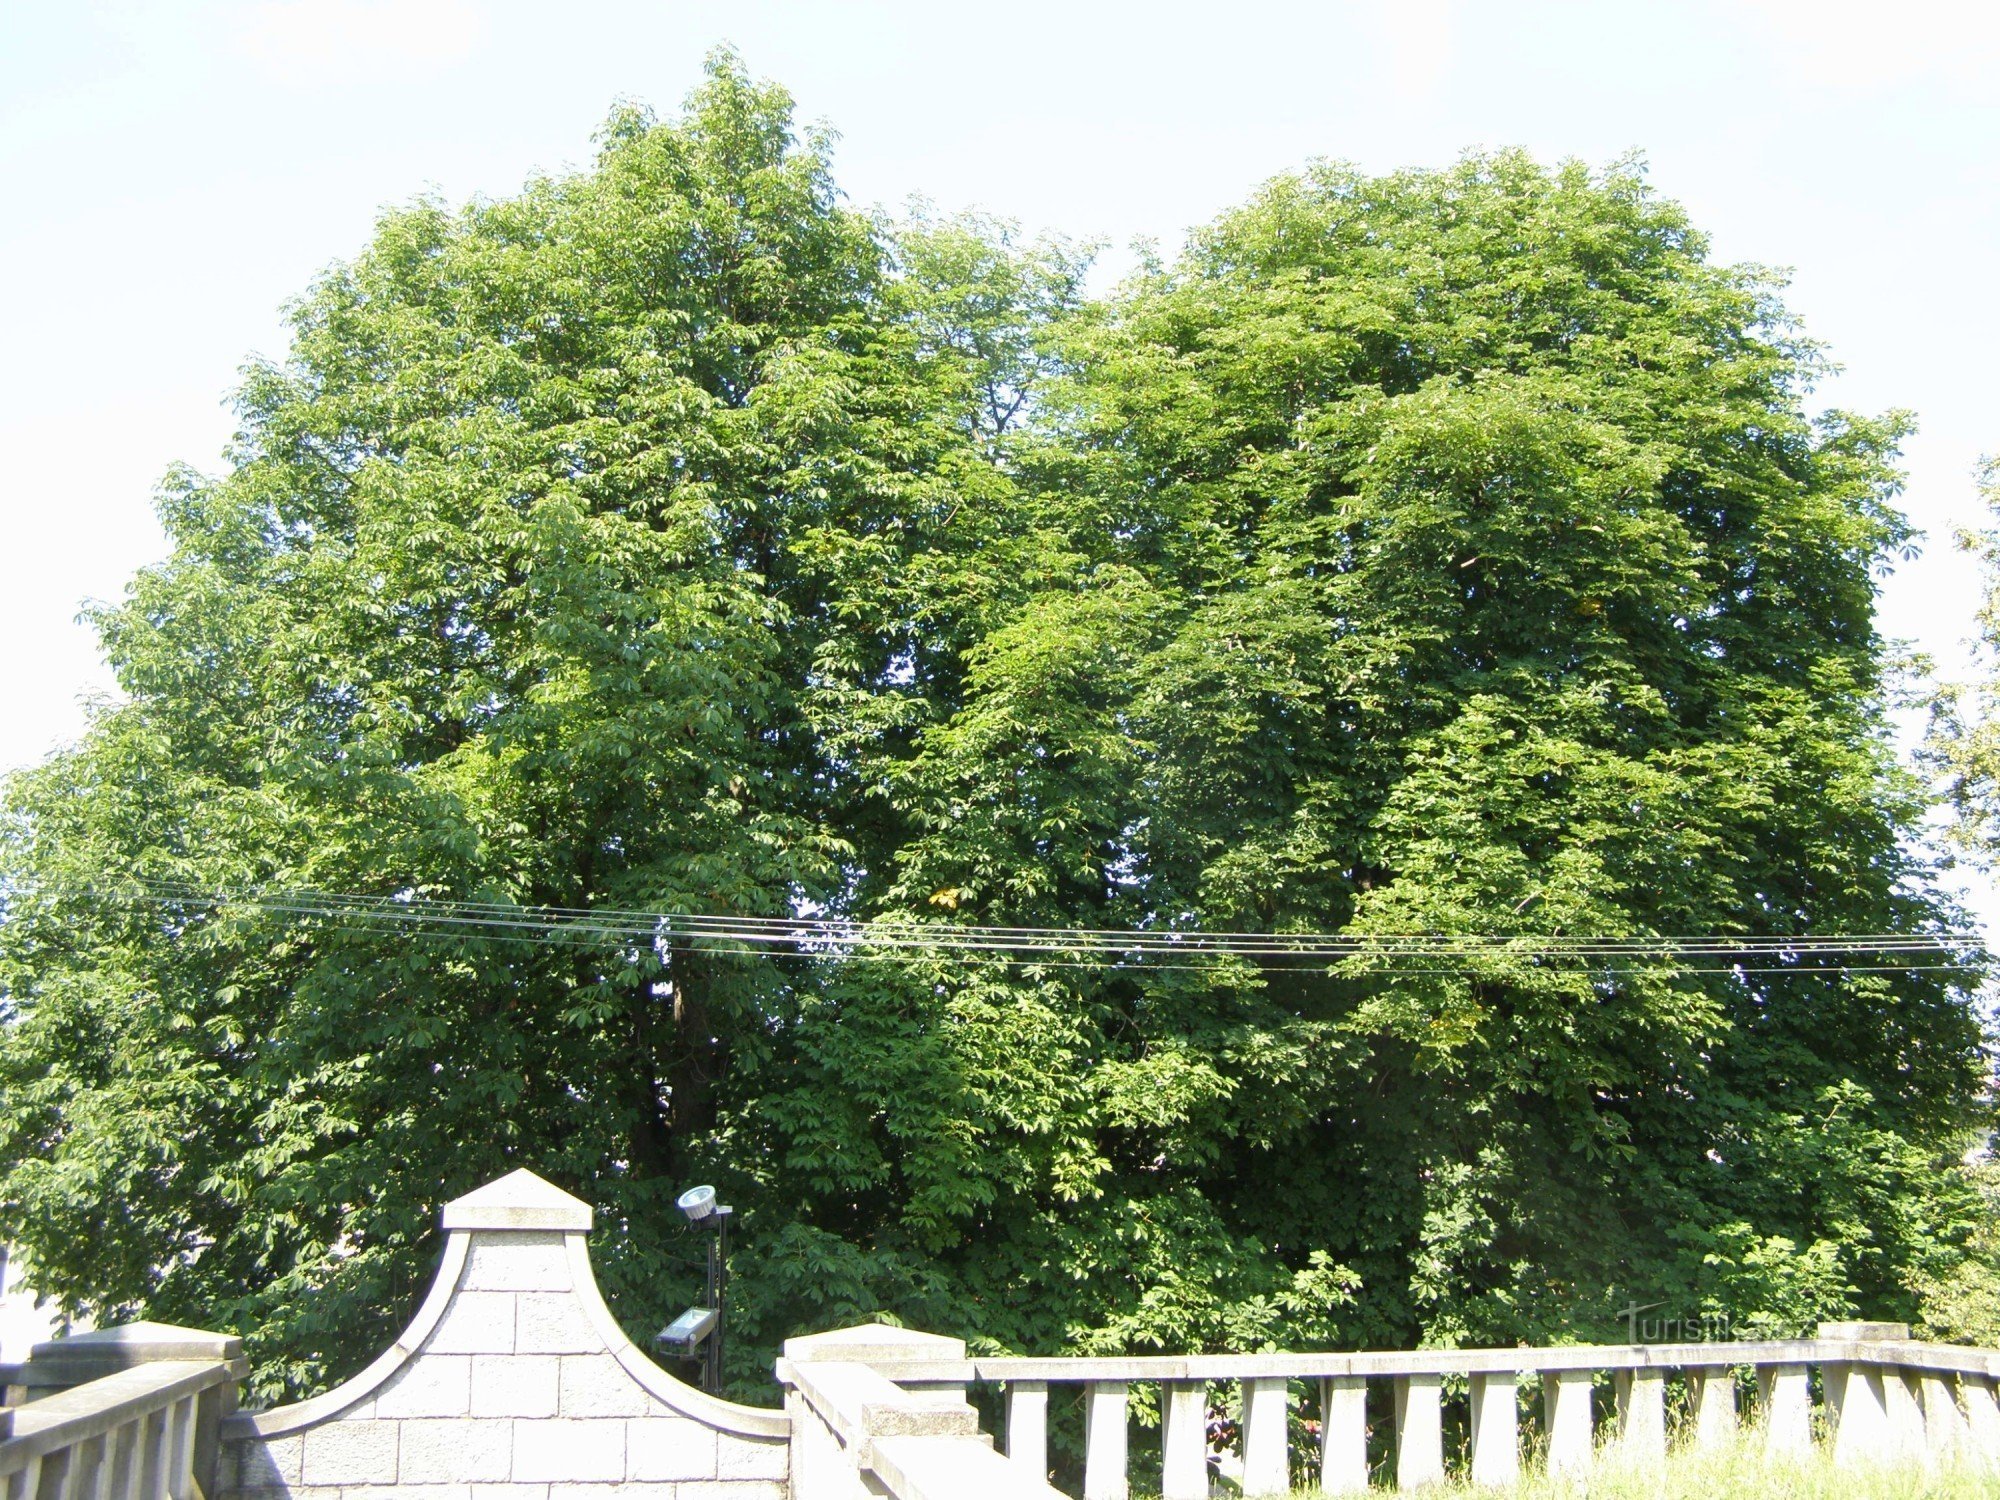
[853,1337,2000,1385]
[226,1228,786,1442]
[228,1230,473,1438]
[560,1231,788,1439]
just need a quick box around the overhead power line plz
[10,875,1986,978]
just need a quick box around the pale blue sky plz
[2,0,1995,916]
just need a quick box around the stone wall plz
[217,1171,787,1500]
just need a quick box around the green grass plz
[1278,1428,1993,1497]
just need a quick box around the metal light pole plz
[656,1184,732,1395]
[701,1202,731,1394]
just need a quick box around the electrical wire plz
[7,874,1984,979]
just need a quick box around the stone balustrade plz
[0,1324,246,1500]
[841,1321,2000,1496]
[11,1172,2000,1500]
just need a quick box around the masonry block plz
[626,1416,719,1481]
[471,1485,548,1500]
[511,1419,625,1483]
[678,1483,786,1500]
[427,1293,520,1356]
[472,1356,562,1418]
[344,1487,472,1500]
[398,1418,515,1483]
[300,1420,399,1485]
[232,1434,304,1487]
[376,1356,473,1418]
[548,1487,679,1500]
[462,1233,574,1293]
[515,1295,602,1356]
[713,1435,788,1481]
[558,1355,653,1418]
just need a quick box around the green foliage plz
[0,60,1989,1406]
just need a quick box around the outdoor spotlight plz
[654,1305,719,1352]
[676,1184,717,1223]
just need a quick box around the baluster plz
[6,1455,43,1500]
[1005,1380,1048,1479]
[1919,1372,1968,1463]
[1160,1380,1208,1500]
[136,1408,168,1500]
[103,1425,139,1500]
[1239,1377,1289,1499]
[1468,1372,1518,1486]
[1961,1375,2000,1470]
[165,1399,196,1500]
[1688,1366,1737,1449]
[1083,1380,1129,1500]
[59,1433,106,1500]
[1884,1369,1926,1464]
[1614,1369,1666,1466]
[1760,1363,1813,1457]
[1392,1373,1444,1491]
[1542,1369,1593,1477]
[1318,1375,1368,1496]
[36,1451,72,1500]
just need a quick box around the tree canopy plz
[0,55,1989,1403]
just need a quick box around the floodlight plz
[676,1184,717,1223]
[655,1306,719,1351]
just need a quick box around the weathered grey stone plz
[472,1356,561,1418]
[427,1293,519,1356]
[462,1234,572,1293]
[558,1356,651,1419]
[376,1357,473,1418]
[625,1417,717,1481]
[514,1296,602,1356]
[398,1418,514,1483]
[678,1483,785,1500]
[231,1433,305,1487]
[714,1435,787,1481]
[230,1486,342,1500]
[301,1420,399,1485]
[510,1419,624,1483]
[442,1172,593,1233]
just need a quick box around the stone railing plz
[835,1320,2000,1496]
[12,1172,2000,1500]
[0,1324,246,1500]
[777,1325,1064,1500]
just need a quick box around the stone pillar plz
[1759,1363,1813,1456]
[1467,1372,1518,1487]
[1542,1369,1593,1477]
[1884,1367,1926,1464]
[1239,1376,1289,1499]
[1688,1366,1737,1450]
[1919,1372,1968,1463]
[1393,1373,1444,1490]
[1614,1368,1666,1467]
[1160,1380,1207,1500]
[1318,1375,1368,1496]
[1962,1375,2000,1471]
[1006,1379,1049,1477]
[1083,1380,1128,1500]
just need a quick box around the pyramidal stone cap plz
[441,1167,593,1232]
